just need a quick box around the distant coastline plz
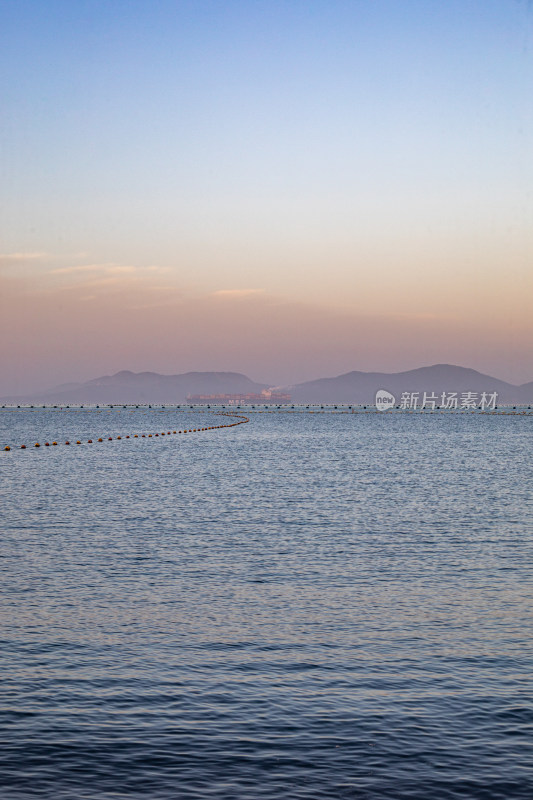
[2,364,532,406]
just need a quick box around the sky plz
[1,0,532,394]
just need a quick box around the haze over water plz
[2,409,532,798]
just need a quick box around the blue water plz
[1,409,532,799]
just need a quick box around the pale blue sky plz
[1,1,532,392]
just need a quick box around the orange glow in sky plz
[1,1,532,394]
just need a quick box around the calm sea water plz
[1,409,532,799]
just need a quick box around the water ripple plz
[1,411,532,797]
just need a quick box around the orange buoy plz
[65,441,70,445]
[52,442,57,446]
[88,439,93,443]
[45,442,50,446]
[98,438,103,442]
[4,445,10,451]
[21,445,26,449]
[117,436,121,440]
[76,440,81,444]
[35,443,40,447]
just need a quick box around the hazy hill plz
[286,364,532,404]
[518,380,533,401]
[3,364,532,405]
[3,371,267,404]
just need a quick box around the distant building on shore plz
[187,388,291,405]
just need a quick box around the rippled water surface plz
[1,409,532,799]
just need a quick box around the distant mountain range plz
[1,364,533,405]
[1,371,267,405]
[288,365,533,405]
[2,364,532,405]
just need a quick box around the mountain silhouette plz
[286,364,531,404]
[2,364,532,404]
[1,371,267,404]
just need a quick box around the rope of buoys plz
[2,412,248,452]
[3,406,530,451]
[2,404,532,416]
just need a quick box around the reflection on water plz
[1,410,532,798]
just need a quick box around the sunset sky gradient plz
[1,0,532,393]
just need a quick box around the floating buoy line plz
[2,406,531,414]
[2,403,531,452]
[2,412,248,452]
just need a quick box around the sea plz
[1,407,532,799]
